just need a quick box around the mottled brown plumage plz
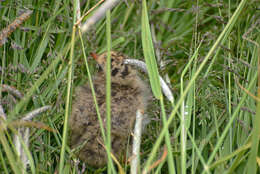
[69,51,150,167]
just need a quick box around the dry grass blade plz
[124,59,173,103]
[80,0,120,33]
[13,127,30,171]
[75,0,105,26]
[131,109,143,174]
[10,120,56,132]
[235,78,260,102]
[144,146,167,174]
[97,138,126,174]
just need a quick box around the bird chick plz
[69,51,150,168]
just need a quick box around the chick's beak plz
[90,52,98,60]
[90,52,103,71]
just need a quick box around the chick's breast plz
[69,76,145,167]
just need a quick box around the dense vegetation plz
[0,0,259,173]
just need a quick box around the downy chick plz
[69,51,150,167]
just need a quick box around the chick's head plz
[91,51,137,86]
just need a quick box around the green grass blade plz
[0,148,9,173]
[159,96,176,174]
[58,25,75,174]
[246,38,260,174]
[141,0,162,99]
[106,10,116,174]
[29,25,50,73]
[180,41,201,174]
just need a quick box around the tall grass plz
[0,0,259,173]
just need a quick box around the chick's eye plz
[121,65,129,78]
[112,68,119,76]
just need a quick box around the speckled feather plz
[69,51,150,167]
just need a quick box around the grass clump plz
[0,0,259,173]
